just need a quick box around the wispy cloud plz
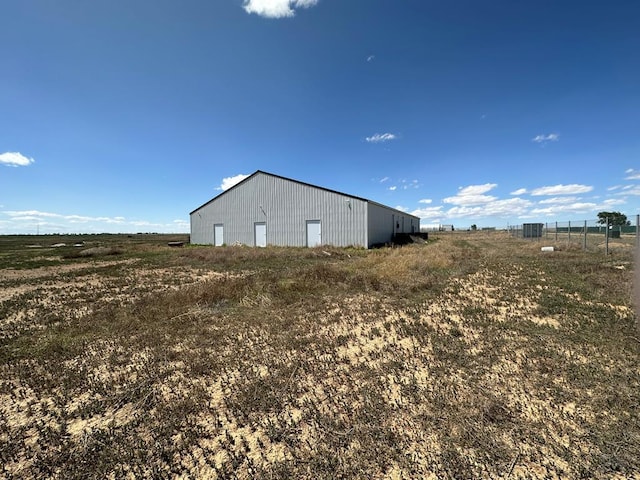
[242,0,318,18]
[366,55,375,62]
[0,151,35,167]
[419,199,432,204]
[625,168,640,180]
[217,174,250,191]
[443,183,498,206]
[1,209,188,234]
[532,133,559,144]
[602,198,626,206]
[401,179,420,190]
[530,202,598,217]
[366,133,397,143]
[510,188,527,195]
[537,196,581,205]
[380,177,417,189]
[530,184,593,196]
[410,205,443,220]
[3,210,126,224]
[445,197,533,219]
[617,186,640,196]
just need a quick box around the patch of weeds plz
[1,232,639,478]
[62,246,124,259]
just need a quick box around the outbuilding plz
[190,171,420,248]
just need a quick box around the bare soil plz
[0,233,638,479]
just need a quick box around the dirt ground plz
[1,235,639,479]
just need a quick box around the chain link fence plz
[509,216,640,254]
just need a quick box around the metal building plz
[190,171,421,248]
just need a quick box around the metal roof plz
[190,170,420,220]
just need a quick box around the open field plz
[1,232,638,479]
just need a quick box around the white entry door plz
[255,222,267,247]
[214,224,224,246]
[306,220,321,247]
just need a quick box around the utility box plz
[523,223,544,238]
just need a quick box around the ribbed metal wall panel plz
[367,203,420,246]
[190,173,368,247]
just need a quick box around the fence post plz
[583,220,587,250]
[568,221,571,245]
[605,218,609,255]
[636,214,639,247]
[555,221,558,241]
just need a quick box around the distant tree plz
[597,211,630,226]
[470,224,477,231]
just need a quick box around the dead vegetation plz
[0,232,638,479]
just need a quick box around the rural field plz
[0,232,638,479]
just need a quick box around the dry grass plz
[0,232,638,479]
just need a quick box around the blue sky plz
[1,0,639,233]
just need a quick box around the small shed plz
[523,223,544,238]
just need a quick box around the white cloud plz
[624,169,640,180]
[530,184,593,196]
[530,202,597,217]
[529,197,624,218]
[218,174,250,191]
[366,133,397,143]
[387,179,418,191]
[242,0,318,18]
[367,55,375,62]
[380,176,389,183]
[1,210,188,234]
[532,133,559,143]
[537,196,581,205]
[410,205,443,220]
[443,195,497,206]
[602,198,626,206]
[446,197,533,219]
[3,210,126,224]
[419,199,432,204]
[510,188,527,195]
[458,184,497,195]
[443,183,498,206]
[0,151,35,167]
[395,206,408,212]
[401,179,420,190]
[607,185,623,191]
[617,186,640,196]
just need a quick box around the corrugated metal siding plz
[367,203,420,247]
[190,173,368,247]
